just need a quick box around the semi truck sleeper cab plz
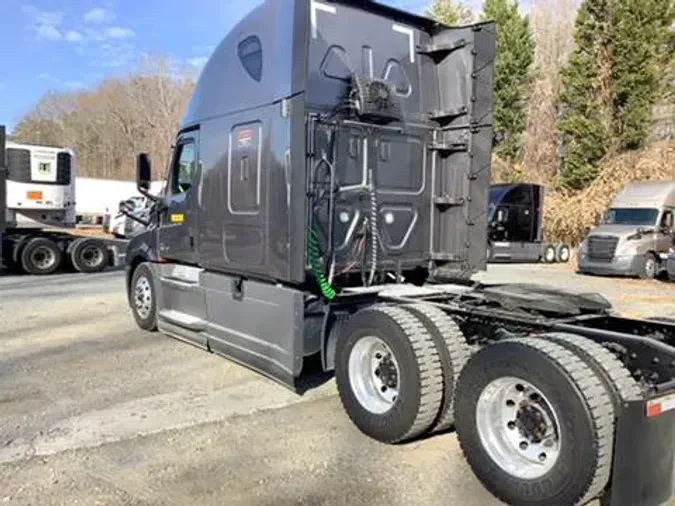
[121,2,675,505]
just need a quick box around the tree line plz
[428,0,675,192]
[11,0,675,191]
[11,56,195,180]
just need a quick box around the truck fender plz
[321,309,351,372]
[65,236,87,255]
[9,235,35,265]
[125,253,150,304]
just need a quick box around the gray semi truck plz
[120,1,675,505]
[578,180,675,279]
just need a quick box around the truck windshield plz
[602,208,659,226]
[488,186,509,220]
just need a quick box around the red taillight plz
[646,392,675,417]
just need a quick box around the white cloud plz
[63,80,86,90]
[192,44,215,54]
[188,56,209,69]
[36,11,63,27]
[37,73,86,90]
[65,30,85,42]
[84,7,115,25]
[104,27,135,39]
[36,24,62,41]
[97,42,136,68]
[27,8,63,41]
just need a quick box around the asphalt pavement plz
[0,265,674,505]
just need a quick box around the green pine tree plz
[424,0,475,25]
[557,0,614,191]
[481,0,535,162]
[612,0,675,150]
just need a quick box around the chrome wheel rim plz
[31,246,56,270]
[645,257,656,277]
[348,336,400,414]
[80,246,103,268]
[134,276,153,320]
[559,247,569,262]
[476,377,562,480]
[546,248,555,262]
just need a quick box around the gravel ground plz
[0,264,674,506]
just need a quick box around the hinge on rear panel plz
[429,141,468,153]
[428,252,463,262]
[434,195,464,208]
[417,39,467,56]
[428,107,468,122]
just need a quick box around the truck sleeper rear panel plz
[307,2,495,280]
[179,0,495,286]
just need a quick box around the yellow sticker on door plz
[170,213,185,224]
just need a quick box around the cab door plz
[158,130,201,265]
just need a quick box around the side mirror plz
[496,208,509,223]
[118,199,135,215]
[136,153,152,193]
[663,213,674,230]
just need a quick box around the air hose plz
[367,168,378,287]
[308,228,337,301]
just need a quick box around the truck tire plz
[637,252,658,279]
[130,262,158,331]
[454,337,615,506]
[403,303,473,433]
[540,332,642,404]
[335,304,444,444]
[20,237,63,275]
[543,244,557,263]
[70,238,110,273]
[556,244,571,263]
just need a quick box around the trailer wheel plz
[454,338,615,506]
[403,303,473,433]
[70,238,109,273]
[556,244,571,263]
[20,237,63,275]
[543,244,557,263]
[335,304,444,444]
[130,262,157,331]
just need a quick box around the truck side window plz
[170,141,197,195]
[238,35,262,82]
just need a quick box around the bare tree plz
[11,54,195,181]
[521,0,578,184]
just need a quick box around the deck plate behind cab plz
[473,283,613,315]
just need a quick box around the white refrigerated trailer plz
[0,132,119,274]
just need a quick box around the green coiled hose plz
[308,228,336,301]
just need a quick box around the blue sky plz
[0,0,485,131]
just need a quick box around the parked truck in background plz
[578,180,675,279]
[121,2,675,505]
[487,182,570,264]
[0,130,118,274]
[0,127,6,240]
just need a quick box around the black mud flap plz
[604,396,675,506]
